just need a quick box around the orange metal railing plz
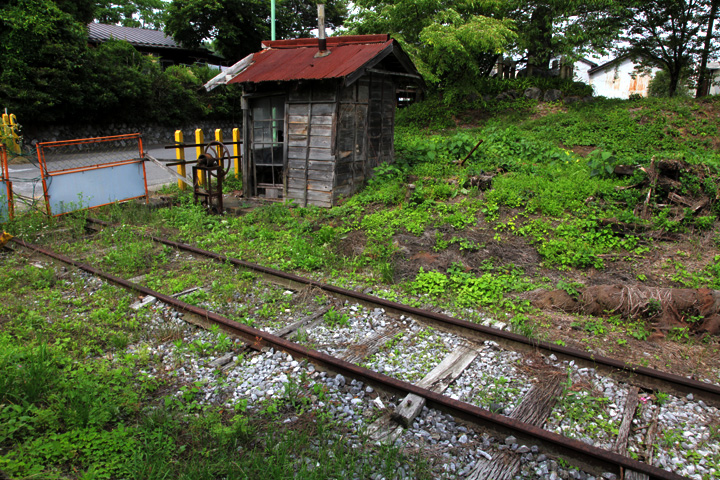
[37,133,148,216]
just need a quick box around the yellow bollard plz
[233,128,241,180]
[1,113,21,154]
[215,129,224,182]
[195,129,204,187]
[0,231,13,247]
[174,130,186,191]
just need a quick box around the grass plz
[2,92,720,476]
[0,248,433,479]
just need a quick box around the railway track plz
[84,217,720,408]
[7,222,719,479]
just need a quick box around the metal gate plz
[0,145,12,222]
[37,134,148,216]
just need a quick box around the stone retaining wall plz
[24,120,242,148]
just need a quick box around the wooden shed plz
[205,35,423,207]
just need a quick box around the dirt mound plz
[391,228,540,281]
[527,284,720,335]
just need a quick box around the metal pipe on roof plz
[317,4,327,52]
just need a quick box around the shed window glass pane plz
[251,95,285,166]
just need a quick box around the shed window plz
[252,96,285,166]
[250,95,285,199]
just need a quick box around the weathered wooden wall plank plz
[309,136,332,148]
[308,148,334,160]
[311,103,335,115]
[287,135,307,147]
[288,123,309,136]
[310,115,333,126]
[288,147,308,159]
[307,181,332,192]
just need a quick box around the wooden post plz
[242,107,250,198]
[174,130,186,191]
[195,129,205,186]
[232,128,241,180]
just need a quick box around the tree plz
[348,0,622,80]
[95,0,168,29]
[503,1,621,72]
[165,0,347,62]
[83,39,156,122]
[696,0,719,97]
[347,0,516,89]
[0,0,90,123]
[617,0,715,97]
[274,0,346,39]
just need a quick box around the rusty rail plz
[86,217,720,408]
[8,236,690,480]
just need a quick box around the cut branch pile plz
[614,158,717,222]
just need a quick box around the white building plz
[571,58,599,84]
[584,56,657,99]
[706,61,720,95]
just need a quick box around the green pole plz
[271,0,276,40]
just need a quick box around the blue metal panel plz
[0,180,8,223]
[46,161,146,215]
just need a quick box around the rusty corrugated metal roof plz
[228,35,397,84]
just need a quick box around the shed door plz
[250,95,285,199]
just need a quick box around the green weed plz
[323,308,350,328]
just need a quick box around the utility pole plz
[271,0,276,41]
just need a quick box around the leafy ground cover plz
[2,93,720,477]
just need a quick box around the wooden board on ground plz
[277,307,330,339]
[341,325,403,364]
[615,386,640,454]
[467,375,565,480]
[367,412,405,444]
[625,402,660,480]
[394,343,480,427]
[366,342,480,444]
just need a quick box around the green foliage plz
[586,150,618,178]
[95,0,166,29]
[0,0,90,123]
[395,97,457,130]
[648,69,692,98]
[0,1,245,126]
[417,13,516,86]
[349,0,514,89]
[409,263,535,311]
[519,217,646,269]
[411,268,449,296]
[350,0,616,100]
[555,388,618,440]
[0,341,57,406]
[323,307,350,328]
[557,280,583,298]
[618,0,709,98]
[165,0,347,61]
[522,96,720,161]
